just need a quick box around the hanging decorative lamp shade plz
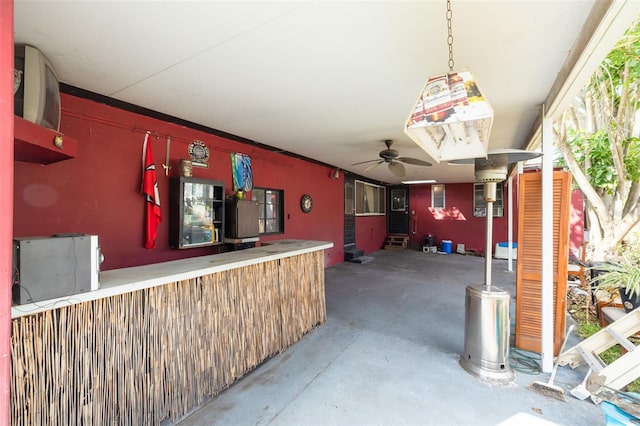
[404,68,493,163]
[404,0,494,163]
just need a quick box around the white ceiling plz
[13,1,640,184]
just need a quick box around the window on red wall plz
[355,180,386,215]
[253,188,284,234]
[432,184,445,209]
[473,182,504,217]
[345,184,354,214]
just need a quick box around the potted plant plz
[592,254,640,313]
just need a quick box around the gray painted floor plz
[177,250,606,425]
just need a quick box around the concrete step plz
[348,255,374,264]
[345,249,364,261]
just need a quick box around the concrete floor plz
[177,249,605,426]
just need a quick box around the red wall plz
[13,94,344,270]
[355,215,387,254]
[570,190,585,256]
[407,183,512,255]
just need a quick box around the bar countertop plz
[11,239,333,319]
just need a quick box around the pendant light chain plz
[447,0,454,71]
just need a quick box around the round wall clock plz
[300,194,313,213]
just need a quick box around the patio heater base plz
[459,284,515,385]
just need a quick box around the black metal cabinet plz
[169,177,225,249]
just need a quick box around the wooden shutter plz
[515,171,572,355]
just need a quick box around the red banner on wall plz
[142,132,162,249]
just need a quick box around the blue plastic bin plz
[600,393,640,425]
[441,240,452,254]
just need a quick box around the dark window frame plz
[473,182,504,217]
[252,187,285,235]
[431,184,445,209]
[354,180,386,216]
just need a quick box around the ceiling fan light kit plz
[351,139,431,178]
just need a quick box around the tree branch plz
[613,63,631,187]
[556,118,610,219]
[623,181,640,217]
[614,204,640,245]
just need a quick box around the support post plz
[507,176,513,272]
[0,1,14,424]
[541,111,554,373]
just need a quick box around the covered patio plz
[4,2,640,423]
[178,250,601,426]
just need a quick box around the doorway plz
[388,185,409,235]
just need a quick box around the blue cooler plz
[441,240,452,254]
[600,393,640,425]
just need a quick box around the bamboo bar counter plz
[11,239,332,425]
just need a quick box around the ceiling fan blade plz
[397,157,432,167]
[351,159,380,166]
[363,160,384,172]
[388,161,406,177]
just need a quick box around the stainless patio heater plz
[450,149,541,384]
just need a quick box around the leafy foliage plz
[566,129,640,195]
[555,17,640,259]
[591,255,640,299]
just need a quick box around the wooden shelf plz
[14,115,78,164]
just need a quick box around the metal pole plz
[485,199,493,287]
[507,176,513,272]
[483,181,496,288]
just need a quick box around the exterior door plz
[388,185,409,235]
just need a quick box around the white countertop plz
[11,239,333,319]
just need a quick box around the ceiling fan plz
[351,139,432,177]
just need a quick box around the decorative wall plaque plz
[188,140,210,168]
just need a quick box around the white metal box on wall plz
[12,234,101,304]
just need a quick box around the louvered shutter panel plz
[515,171,571,355]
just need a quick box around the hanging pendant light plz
[404,0,493,163]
